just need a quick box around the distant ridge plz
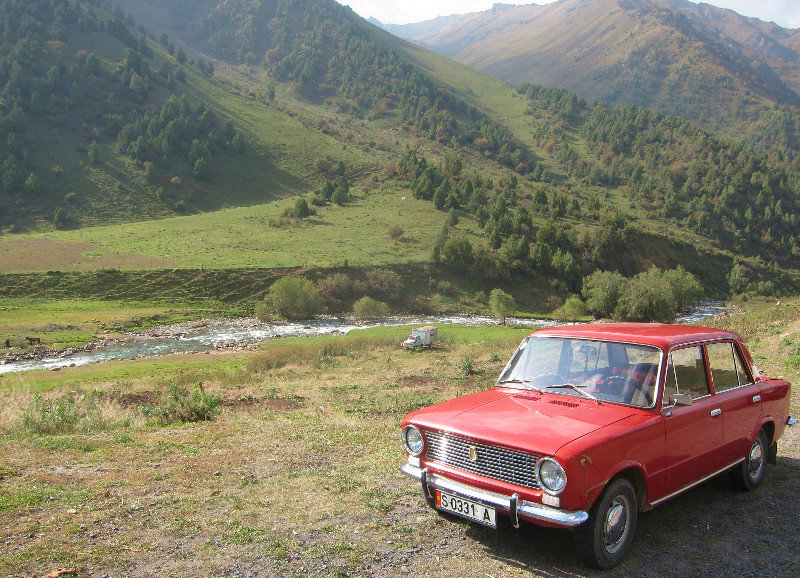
[379,0,800,153]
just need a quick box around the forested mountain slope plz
[0,0,260,229]
[0,0,797,299]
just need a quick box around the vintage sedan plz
[400,323,795,568]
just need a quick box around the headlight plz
[536,457,567,495]
[402,425,425,456]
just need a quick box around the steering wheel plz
[531,373,566,388]
[604,375,653,406]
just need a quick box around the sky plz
[337,0,800,28]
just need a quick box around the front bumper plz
[400,463,588,528]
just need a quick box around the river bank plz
[0,302,729,375]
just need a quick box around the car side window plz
[732,344,753,387]
[707,342,741,393]
[665,346,710,400]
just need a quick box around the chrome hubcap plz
[603,497,629,553]
[748,440,764,478]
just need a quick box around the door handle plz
[710,408,722,417]
[752,395,761,403]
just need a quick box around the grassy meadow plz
[0,186,473,273]
[0,300,798,576]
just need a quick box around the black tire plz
[575,478,638,570]
[731,429,768,491]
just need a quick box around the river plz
[0,303,727,375]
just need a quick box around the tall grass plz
[19,393,133,435]
[247,334,396,372]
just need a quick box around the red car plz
[400,323,795,568]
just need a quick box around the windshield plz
[498,336,662,408]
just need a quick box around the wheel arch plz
[609,467,647,512]
[579,460,648,512]
[758,419,775,445]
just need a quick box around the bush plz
[460,354,475,376]
[442,237,474,271]
[663,266,703,312]
[582,270,626,319]
[366,269,403,301]
[615,268,676,322]
[293,197,311,219]
[352,296,390,318]
[317,272,361,306]
[247,335,396,372]
[489,288,516,324]
[387,224,404,241]
[263,276,325,320]
[728,262,749,294]
[149,383,221,425]
[22,394,89,434]
[553,296,587,321]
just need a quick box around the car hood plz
[408,387,639,456]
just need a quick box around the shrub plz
[293,197,311,219]
[366,269,403,301]
[489,289,516,324]
[553,296,587,321]
[582,270,626,319]
[442,237,474,271]
[263,276,325,320]
[387,224,404,241]
[22,394,87,434]
[460,354,475,376]
[352,296,389,318]
[663,266,703,312]
[616,268,676,322]
[149,383,221,425]
[728,262,749,294]
[247,335,395,372]
[316,272,361,306]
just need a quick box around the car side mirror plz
[663,393,692,416]
[670,393,693,407]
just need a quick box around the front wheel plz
[730,429,768,491]
[575,478,638,569]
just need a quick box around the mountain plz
[0,0,797,299]
[383,0,800,154]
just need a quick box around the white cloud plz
[337,0,799,28]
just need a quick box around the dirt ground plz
[1,304,799,577]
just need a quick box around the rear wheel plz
[575,478,637,569]
[731,429,768,491]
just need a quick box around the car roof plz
[529,322,741,350]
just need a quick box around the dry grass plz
[0,313,798,577]
[0,238,169,273]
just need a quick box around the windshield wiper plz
[545,383,601,403]
[497,378,538,390]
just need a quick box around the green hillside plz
[0,0,797,315]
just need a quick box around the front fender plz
[557,413,663,511]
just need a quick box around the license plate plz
[436,490,497,528]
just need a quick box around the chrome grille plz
[424,429,540,490]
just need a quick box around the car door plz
[706,341,761,465]
[663,345,725,496]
